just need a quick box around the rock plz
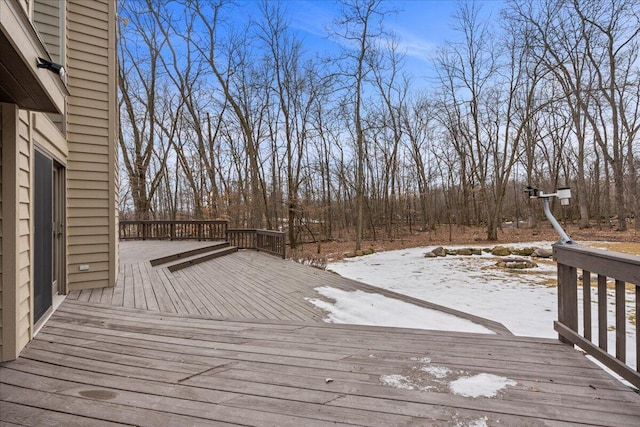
[363,248,375,255]
[446,249,457,255]
[432,246,447,257]
[491,246,512,256]
[496,258,538,269]
[456,248,473,256]
[532,248,552,258]
[344,252,357,258]
[470,248,483,256]
[482,248,492,253]
[512,247,535,256]
[424,251,437,258]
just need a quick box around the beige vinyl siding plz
[17,111,32,350]
[66,0,117,291]
[33,1,65,132]
[33,0,62,63]
[33,114,67,161]
[1,105,32,361]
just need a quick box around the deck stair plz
[149,241,229,266]
[165,246,238,272]
[148,242,239,272]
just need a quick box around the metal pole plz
[542,198,573,245]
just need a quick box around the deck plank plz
[122,263,135,308]
[132,263,147,310]
[0,400,124,427]
[3,241,639,426]
[156,266,198,314]
[4,300,639,425]
[0,383,230,427]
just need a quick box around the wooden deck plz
[2,241,640,425]
[66,241,511,334]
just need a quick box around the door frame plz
[33,149,53,323]
[32,146,66,329]
[52,162,66,296]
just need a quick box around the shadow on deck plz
[1,241,639,425]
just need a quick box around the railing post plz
[281,233,286,259]
[557,261,578,344]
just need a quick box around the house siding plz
[1,0,117,362]
[17,111,32,350]
[32,1,65,132]
[33,0,61,63]
[1,104,28,361]
[66,0,117,290]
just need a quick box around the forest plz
[117,0,640,249]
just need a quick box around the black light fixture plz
[37,57,66,78]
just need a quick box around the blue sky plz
[241,0,506,81]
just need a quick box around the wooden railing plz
[119,220,286,259]
[554,244,639,388]
[227,229,286,259]
[119,220,228,241]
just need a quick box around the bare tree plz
[332,0,390,251]
[257,1,324,247]
[118,2,173,220]
[189,0,270,227]
[572,0,640,231]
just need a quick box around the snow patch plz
[328,242,637,373]
[449,373,517,398]
[306,286,493,334]
[421,365,451,379]
[379,374,432,391]
[380,375,415,390]
[459,416,489,427]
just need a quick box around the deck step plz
[149,242,229,266]
[166,246,238,272]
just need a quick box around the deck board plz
[2,241,639,425]
[2,300,639,426]
[70,242,507,333]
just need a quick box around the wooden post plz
[281,233,286,259]
[557,263,577,344]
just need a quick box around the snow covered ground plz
[306,286,493,334]
[320,242,637,379]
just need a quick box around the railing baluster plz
[615,279,626,362]
[598,274,607,351]
[557,263,577,344]
[583,270,591,341]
